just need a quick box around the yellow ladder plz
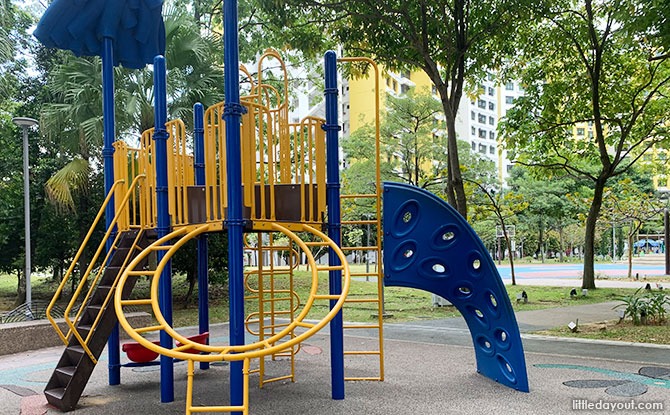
[244,232,300,387]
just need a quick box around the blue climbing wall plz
[382,182,529,392]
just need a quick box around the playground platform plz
[5,303,669,415]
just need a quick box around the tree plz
[508,167,584,263]
[466,162,528,285]
[601,176,661,278]
[342,87,446,192]
[502,0,670,289]
[259,0,542,219]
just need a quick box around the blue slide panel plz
[382,182,529,392]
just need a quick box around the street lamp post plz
[12,117,38,312]
[665,208,670,276]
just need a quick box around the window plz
[386,77,391,87]
[478,113,486,123]
[471,142,476,150]
[471,126,476,136]
[478,128,487,138]
[489,116,495,125]
[505,82,514,90]
[471,111,476,120]
[432,85,437,95]
[505,96,514,104]
[488,102,495,110]
[478,144,486,154]
[507,165,513,172]
[577,128,585,136]
[478,99,486,109]
[487,73,495,81]
[588,131,594,138]
[401,70,411,79]
[490,146,495,154]
[392,80,398,92]
[401,84,410,94]
[488,87,494,96]
[490,131,495,140]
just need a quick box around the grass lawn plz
[1,266,661,344]
[535,320,670,344]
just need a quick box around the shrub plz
[613,288,669,326]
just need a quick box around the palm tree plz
[40,4,224,280]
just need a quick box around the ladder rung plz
[344,324,380,330]
[341,220,377,225]
[120,299,153,306]
[314,294,341,300]
[295,321,315,328]
[316,265,345,271]
[345,376,383,381]
[341,246,379,251]
[189,406,246,413]
[135,324,166,334]
[260,374,293,384]
[150,245,173,251]
[340,194,376,199]
[304,241,328,247]
[344,298,380,304]
[349,272,379,277]
[126,271,151,276]
[344,350,381,355]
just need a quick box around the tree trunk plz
[582,177,607,289]
[504,232,516,285]
[538,219,545,263]
[444,112,467,218]
[558,226,565,262]
[15,268,25,307]
[627,232,633,279]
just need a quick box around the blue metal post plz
[153,55,174,403]
[323,50,344,400]
[223,1,245,412]
[193,102,209,371]
[102,36,121,386]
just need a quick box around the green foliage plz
[260,0,547,217]
[614,288,670,325]
[501,0,670,288]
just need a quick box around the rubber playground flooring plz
[3,319,669,415]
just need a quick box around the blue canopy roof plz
[34,0,165,69]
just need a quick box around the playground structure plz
[35,2,529,415]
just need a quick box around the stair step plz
[56,366,77,377]
[43,228,151,411]
[77,325,92,337]
[44,387,65,400]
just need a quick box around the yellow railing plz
[46,175,146,363]
[114,119,194,230]
[198,50,327,231]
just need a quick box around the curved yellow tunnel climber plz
[113,222,350,413]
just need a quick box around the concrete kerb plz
[0,312,151,356]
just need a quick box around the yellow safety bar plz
[114,222,350,414]
[46,175,146,363]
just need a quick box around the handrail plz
[46,178,127,345]
[46,175,146,363]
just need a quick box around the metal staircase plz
[44,228,154,411]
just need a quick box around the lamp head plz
[12,117,38,128]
